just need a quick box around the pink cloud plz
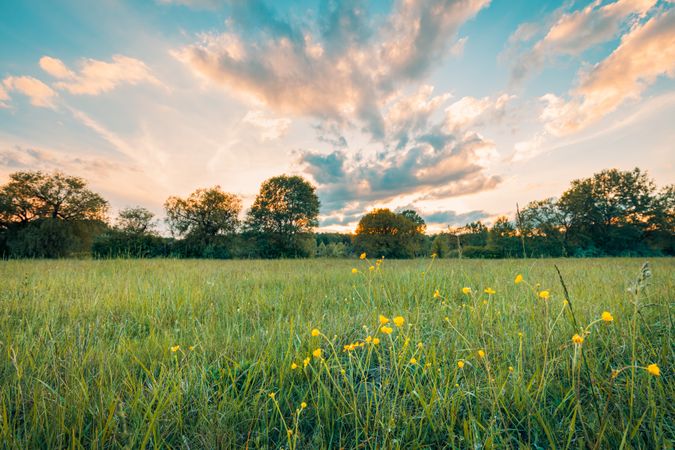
[2,76,57,108]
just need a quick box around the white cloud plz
[2,76,57,108]
[41,55,162,95]
[541,8,675,135]
[242,110,292,141]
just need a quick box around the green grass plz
[0,257,672,449]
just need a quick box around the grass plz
[0,257,672,449]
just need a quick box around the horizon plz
[1,0,674,234]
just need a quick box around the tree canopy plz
[353,208,424,258]
[165,187,241,239]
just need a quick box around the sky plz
[1,0,674,233]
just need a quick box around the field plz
[0,258,672,449]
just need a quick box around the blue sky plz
[1,0,674,231]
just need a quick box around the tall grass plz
[0,258,672,448]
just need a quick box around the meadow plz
[0,257,672,449]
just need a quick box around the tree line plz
[0,167,672,259]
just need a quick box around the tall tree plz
[245,175,320,257]
[165,187,241,239]
[0,171,108,223]
[520,198,571,256]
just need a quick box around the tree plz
[558,168,662,255]
[520,198,571,256]
[0,171,108,223]
[245,175,320,257]
[0,171,108,258]
[165,187,241,239]
[116,206,157,235]
[353,209,422,258]
[487,216,520,257]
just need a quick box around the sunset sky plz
[1,0,674,232]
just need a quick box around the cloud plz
[450,36,469,56]
[541,8,675,135]
[511,0,657,82]
[40,55,162,95]
[444,93,513,131]
[423,209,489,225]
[2,76,57,108]
[0,144,125,175]
[0,85,9,108]
[242,110,291,141]
[173,0,490,137]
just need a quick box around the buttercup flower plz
[360,252,366,260]
[601,311,613,323]
[646,363,660,377]
[372,337,380,345]
[352,268,358,274]
[379,314,390,325]
[462,287,472,295]
[409,357,417,365]
[572,334,584,345]
[380,326,393,335]
[301,402,307,409]
[539,290,550,300]
[311,328,320,337]
[303,357,310,367]
[478,349,485,358]
[484,287,496,295]
[369,266,375,271]
[457,360,465,369]
[433,289,441,299]
[515,274,523,284]
[312,348,322,358]
[393,316,405,327]
[291,362,298,369]
[170,345,180,353]
[365,336,372,343]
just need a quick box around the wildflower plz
[188,345,195,351]
[410,357,417,365]
[379,314,390,325]
[455,383,459,388]
[433,289,441,299]
[601,311,613,323]
[393,316,405,327]
[291,362,298,370]
[518,332,523,338]
[515,274,523,284]
[462,287,471,295]
[646,363,660,377]
[340,369,346,375]
[538,290,550,300]
[301,402,307,409]
[431,253,437,258]
[303,357,310,367]
[369,266,375,271]
[372,337,380,345]
[287,430,293,437]
[477,349,485,358]
[360,252,367,260]
[351,268,358,274]
[457,360,465,369]
[484,287,496,295]
[170,345,180,353]
[311,328,320,337]
[417,342,423,349]
[483,300,488,305]
[269,392,276,399]
[611,369,619,379]
[365,336,372,343]
[509,366,514,373]
[572,334,584,345]
[380,326,393,335]
[312,348,322,358]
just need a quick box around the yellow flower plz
[352,268,358,274]
[393,316,405,327]
[303,357,310,367]
[538,290,550,300]
[433,289,441,299]
[369,266,375,271]
[188,345,195,351]
[372,337,380,345]
[457,360,465,369]
[572,334,584,345]
[646,363,660,377]
[311,328,320,337]
[409,357,417,365]
[417,342,423,349]
[365,336,372,343]
[484,287,496,295]
[301,402,307,409]
[269,392,276,399]
[360,252,366,260]
[170,345,180,353]
[515,274,523,284]
[509,366,514,372]
[462,287,471,295]
[312,348,322,358]
[380,326,393,335]
[379,314,390,325]
[431,253,437,258]
[601,311,613,323]
[518,332,523,338]
[477,349,485,358]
